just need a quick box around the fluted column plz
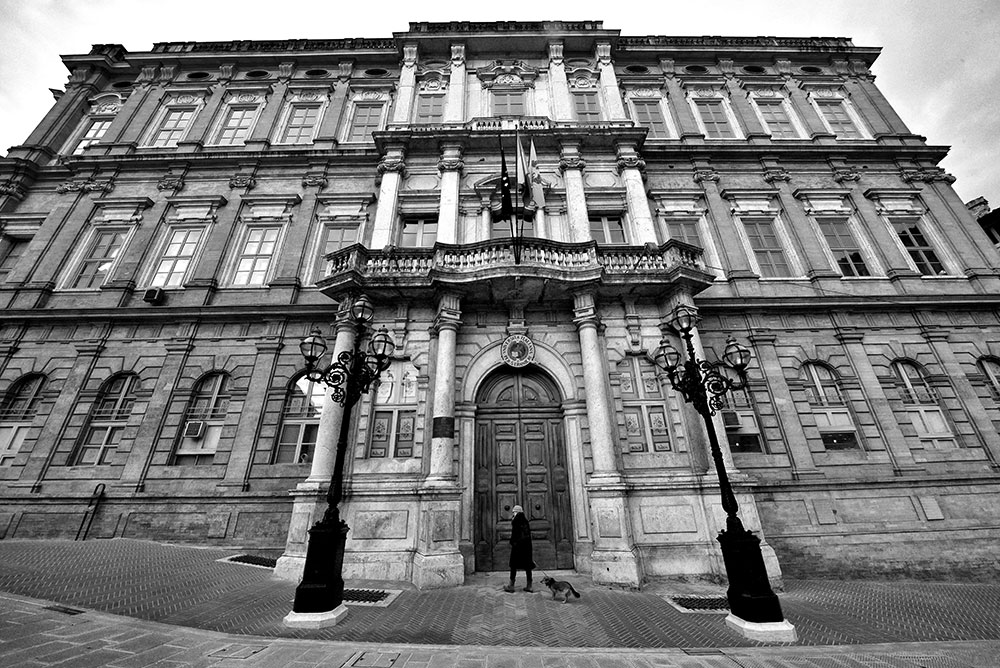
[548,42,572,121]
[426,293,462,485]
[572,292,619,479]
[370,146,407,248]
[436,143,464,243]
[560,141,589,242]
[616,143,655,243]
[443,44,466,123]
[391,44,418,124]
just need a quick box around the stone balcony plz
[317,237,714,302]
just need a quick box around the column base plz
[273,485,327,582]
[589,547,642,589]
[273,554,306,581]
[725,613,797,643]
[283,604,349,629]
[412,551,464,589]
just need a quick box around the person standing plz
[504,505,534,592]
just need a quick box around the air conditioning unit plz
[142,287,165,305]
[183,420,206,440]
[722,411,742,428]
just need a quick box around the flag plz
[516,136,531,206]
[498,135,513,222]
[527,139,546,209]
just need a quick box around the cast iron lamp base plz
[292,511,349,614]
[718,517,784,623]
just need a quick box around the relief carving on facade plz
[157,177,185,191]
[0,181,27,200]
[228,175,256,190]
[692,169,721,184]
[55,178,115,194]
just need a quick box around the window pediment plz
[477,60,538,89]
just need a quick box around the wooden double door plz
[474,370,574,571]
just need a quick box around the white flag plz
[528,139,546,208]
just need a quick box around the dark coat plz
[508,512,534,570]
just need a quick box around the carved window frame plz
[795,189,882,278]
[341,89,392,143]
[650,191,722,278]
[63,92,125,155]
[623,87,677,139]
[745,87,806,140]
[59,205,144,291]
[272,88,330,145]
[141,91,207,148]
[207,89,268,146]
[804,85,872,140]
[724,190,804,278]
[866,190,959,277]
[684,83,743,140]
[363,360,420,459]
[273,373,324,464]
[478,61,538,118]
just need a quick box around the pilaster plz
[596,42,626,120]
[559,141,589,242]
[443,44,466,123]
[548,42,572,121]
[370,146,407,247]
[391,43,418,123]
[436,143,464,243]
[616,143,655,243]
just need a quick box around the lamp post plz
[654,304,786,626]
[291,295,395,616]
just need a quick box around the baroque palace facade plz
[1,21,998,589]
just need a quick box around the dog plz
[540,576,581,603]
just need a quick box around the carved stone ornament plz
[902,168,956,184]
[572,76,595,89]
[500,334,535,368]
[157,177,184,191]
[616,156,647,174]
[0,181,26,200]
[56,179,115,194]
[419,78,446,91]
[451,44,466,66]
[95,102,121,114]
[632,88,660,98]
[358,90,386,101]
[175,94,197,105]
[236,92,260,104]
[763,168,792,183]
[437,158,465,173]
[302,175,328,188]
[376,157,408,177]
[833,168,862,183]
[494,73,523,87]
[229,175,256,190]
[754,88,779,98]
[813,88,838,98]
[298,91,320,102]
[549,42,564,65]
[693,169,721,184]
[693,88,719,97]
[558,156,587,172]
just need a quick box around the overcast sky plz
[1,0,997,207]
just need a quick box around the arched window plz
[891,360,936,405]
[890,360,953,447]
[274,374,324,464]
[1,374,46,466]
[802,363,858,450]
[175,372,231,465]
[74,374,137,465]
[978,357,1000,401]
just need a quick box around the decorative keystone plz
[616,156,646,174]
[229,175,256,190]
[302,175,329,189]
[157,177,184,191]
[833,168,861,183]
[693,169,720,184]
[763,168,792,183]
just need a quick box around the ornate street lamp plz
[654,304,788,628]
[291,295,395,617]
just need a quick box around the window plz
[817,217,870,277]
[348,103,385,142]
[803,363,859,450]
[0,374,45,467]
[415,94,445,124]
[233,226,281,286]
[400,218,437,247]
[630,99,670,138]
[892,361,936,405]
[573,91,601,122]
[151,228,203,288]
[274,375,324,464]
[754,99,799,139]
[279,104,321,144]
[70,229,127,289]
[73,374,137,465]
[891,217,945,276]
[891,360,953,447]
[722,388,763,452]
[590,216,626,244]
[664,218,701,247]
[150,108,196,148]
[743,218,791,277]
[315,223,358,280]
[694,99,736,139]
[0,237,29,283]
[492,90,525,116]
[367,362,418,458]
[618,357,671,452]
[175,373,231,466]
[815,99,862,138]
[73,118,113,154]
[214,105,258,145]
[978,358,1000,401]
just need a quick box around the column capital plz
[402,43,418,67]
[834,327,865,344]
[747,329,778,345]
[433,292,462,332]
[450,43,466,66]
[693,169,721,184]
[919,325,950,342]
[548,41,564,65]
[572,291,599,328]
[73,341,105,357]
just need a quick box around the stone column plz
[615,143,655,243]
[572,292,618,479]
[559,141,589,242]
[836,328,922,474]
[176,79,230,150]
[596,42,626,120]
[443,44,466,123]
[719,60,765,138]
[548,42,573,121]
[106,198,168,294]
[185,192,243,303]
[275,307,357,580]
[693,167,756,278]
[852,181,920,278]
[436,144,464,244]
[369,147,407,248]
[115,76,174,148]
[426,292,461,485]
[660,59,701,139]
[246,71,292,148]
[102,71,159,151]
[762,167,840,279]
[391,44,418,124]
[273,176,325,288]
[314,62,353,149]
[849,68,912,134]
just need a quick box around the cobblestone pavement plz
[0,538,998,655]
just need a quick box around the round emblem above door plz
[500,334,535,368]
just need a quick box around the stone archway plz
[473,367,574,571]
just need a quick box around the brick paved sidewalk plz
[0,538,998,651]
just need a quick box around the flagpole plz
[514,126,521,265]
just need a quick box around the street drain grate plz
[43,605,85,616]
[669,596,730,613]
[207,644,267,659]
[220,554,277,569]
[343,588,403,607]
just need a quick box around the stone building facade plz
[1,21,998,589]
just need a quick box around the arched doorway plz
[474,368,574,571]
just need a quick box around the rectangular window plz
[492,90,525,116]
[76,425,124,465]
[415,94,445,123]
[280,104,320,144]
[0,425,29,466]
[619,357,671,453]
[743,217,791,277]
[891,217,945,275]
[214,105,257,145]
[817,217,870,277]
[590,216,626,244]
[348,103,385,142]
[573,92,601,122]
[694,99,736,138]
[400,218,437,247]
[0,237,29,283]
[665,218,701,247]
[815,99,862,138]
[723,390,763,452]
[71,230,126,289]
[631,100,669,138]
[151,228,203,287]
[73,118,113,154]
[233,226,280,285]
[151,108,195,147]
[755,99,798,138]
[315,224,358,279]
[369,409,416,458]
[274,422,318,464]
